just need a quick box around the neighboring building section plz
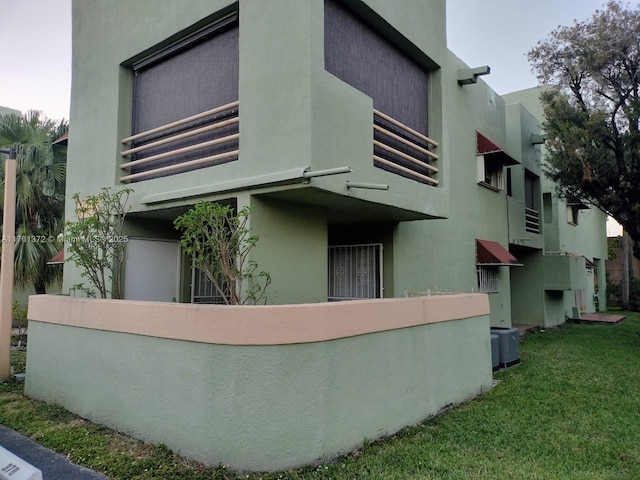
[0,106,20,117]
[504,87,608,325]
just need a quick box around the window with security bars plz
[328,244,383,301]
[191,266,229,304]
[477,266,500,293]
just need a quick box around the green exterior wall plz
[26,311,492,472]
[504,87,608,319]
[66,0,450,301]
[391,50,516,326]
[509,249,545,325]
[249,196,328,304]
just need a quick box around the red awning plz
[476,239,522,266]
[476,131,518,166]
[47,249,64,265]
[53,132,68,146]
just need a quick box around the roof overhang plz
[53,132,68,146]
[567,195,590,210]
[47,249,64,265]
[476,131,519,166]
[476,239,523,267]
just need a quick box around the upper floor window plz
[324,0,428,135]
[120,13,239,183]
[567,205,580,225]
[476,132,518,191]
[324,0,438,186]
[477,155,504,190]
[525,171,537,209]
[566,195,589,226]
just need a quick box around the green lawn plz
[2,313,640,479]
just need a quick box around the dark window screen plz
[525,171,536,209]
[324,0,428,135]
[129,22,239,178]
[133,27,238,133]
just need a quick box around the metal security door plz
[328,244,383,301]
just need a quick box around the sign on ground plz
[0,447,42,480]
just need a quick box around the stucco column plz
[0,155,16,380]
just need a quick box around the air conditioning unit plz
[490,327,520,368]
[490,334,500,371]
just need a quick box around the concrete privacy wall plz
[26,294,492,472]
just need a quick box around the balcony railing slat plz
[373,155,439,185]
[373,109,438,186]
[120,133,240,170]
[525,207,540,234]
[121,100,239,144]
[120,150,239,183]
[374,124,438,160]
[373,140,439,174]
[121,117,239,157]
[120,102,239,183]
[373,108,438,148]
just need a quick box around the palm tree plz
[0,111,68,294]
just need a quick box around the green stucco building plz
[21,0,610,470]
[64,0,607,326]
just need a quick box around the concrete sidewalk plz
[0,424,108,479]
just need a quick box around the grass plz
[2,313,640,479]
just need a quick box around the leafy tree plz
[0,111,67,293]
[528,1,640,247]
[65,187,132,299]
[174,203,271,305]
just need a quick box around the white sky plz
[0,0,72,121]
[1,0,630,120]
[0,0,632,233]
[446,0,621,95]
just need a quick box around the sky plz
[445,0,622,95]
[1,0,631,120]
[0,0,635,234]
[0,0,72,121]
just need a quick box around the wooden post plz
[0,154,16,380]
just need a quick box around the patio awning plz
[476,239,522,266]
[47,249,64,265]
[476,131,518,166]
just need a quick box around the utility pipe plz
[303,166,352,178]
[346,181,389,191]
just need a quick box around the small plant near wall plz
[65,187,133,299]
[12,302,28,348]
[174,202,271,305]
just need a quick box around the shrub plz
[174,203,271,305]
[12,302,28,348]
[65,188,132,298]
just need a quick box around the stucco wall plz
[65,0,451,294]
[248,196,328,304]
[26,293,491,472]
